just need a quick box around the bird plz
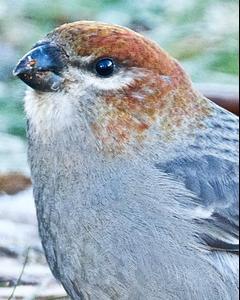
[14,21,239,300]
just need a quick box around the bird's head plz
[14,21,211,155]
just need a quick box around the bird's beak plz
[13,43,68,92]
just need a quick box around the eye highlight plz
[95,58,115,77]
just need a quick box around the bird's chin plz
[17,71,65,93]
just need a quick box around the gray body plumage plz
[28,103,239,300]
[13,20,238,300]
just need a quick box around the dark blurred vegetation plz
[0,0,239,139]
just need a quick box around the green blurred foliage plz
[0,0,239,138]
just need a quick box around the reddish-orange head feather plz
[47,21,211,154]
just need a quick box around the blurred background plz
[0,0,239,299]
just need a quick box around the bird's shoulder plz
[156,105,239,254]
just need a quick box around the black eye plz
[95,58,114,77]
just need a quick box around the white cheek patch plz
[66,66,144,92]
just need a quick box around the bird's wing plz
[156,106,239,254]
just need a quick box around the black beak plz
[13,43,68,92]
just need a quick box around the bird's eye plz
[95,58,114,77]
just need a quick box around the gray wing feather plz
[156,108,239,254]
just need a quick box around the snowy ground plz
[0,188,68,299]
